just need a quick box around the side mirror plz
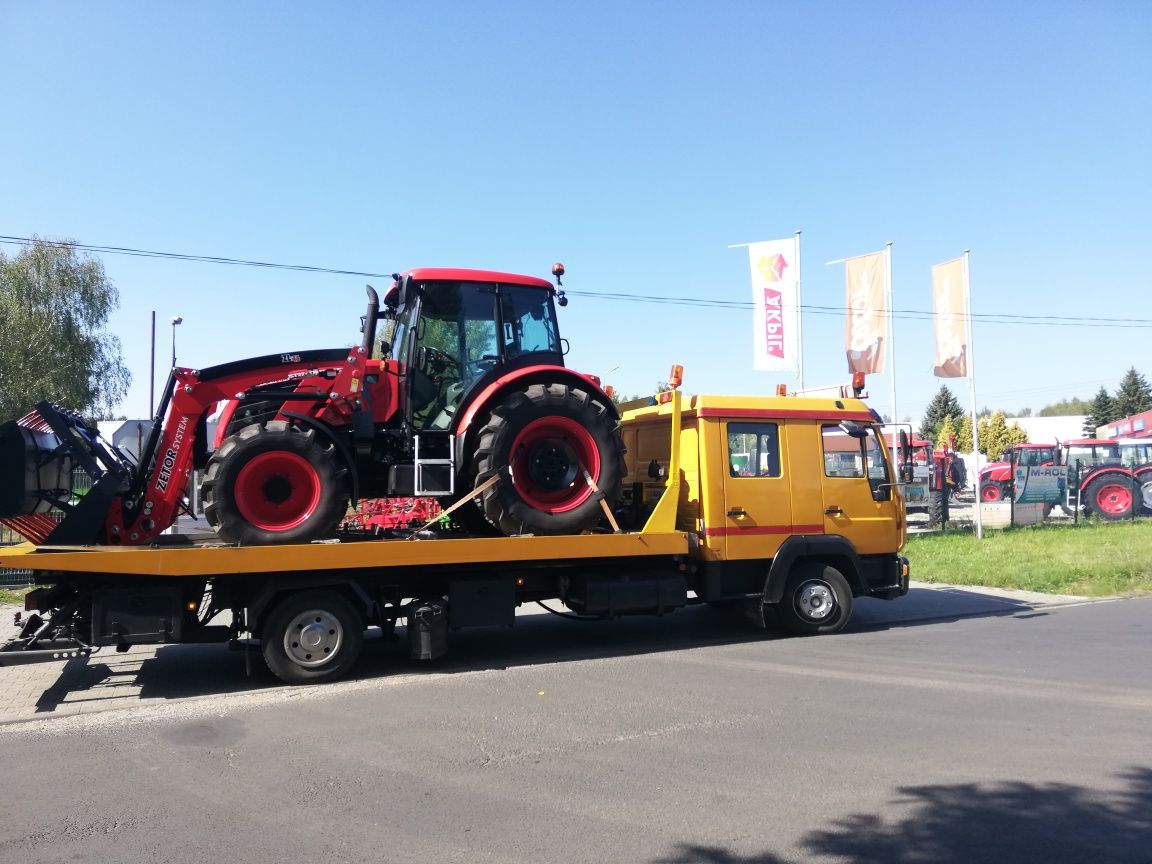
[898,429,910,464]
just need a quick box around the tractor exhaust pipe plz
[362,285,380,356]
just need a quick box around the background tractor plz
[0,265,626,546]
[977,442,1057,503]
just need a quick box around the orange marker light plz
[668,364,684,389]
[776,384,788,397]
[852,372,866,396]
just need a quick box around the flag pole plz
[885,242,898,474]
[795,230,804,390]
[963,249,984,539]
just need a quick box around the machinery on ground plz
[977,443,1057,502]
[1060,438,1152,520]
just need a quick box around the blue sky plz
[2,1,1149,423]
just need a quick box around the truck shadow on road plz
[25,585,1058,711]
[649,766,1152,864]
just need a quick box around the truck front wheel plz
[261,590,364,685]
[776,562,853,636]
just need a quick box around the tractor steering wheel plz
[417,346,460,380]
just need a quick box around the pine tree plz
[1113,367,1152,420]
[1082,387,1115,437]
[920,386,964,442]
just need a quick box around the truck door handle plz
[727,507,747,518]
[825,506,843,516]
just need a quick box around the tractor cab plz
[385,269,565,432]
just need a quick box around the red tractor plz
[1061,438,1152,520]
[977,442,1057,502]
[0,265,625,546]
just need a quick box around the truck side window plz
[822,425,864,478]
[727,423,781,477]
[822,424,892,499]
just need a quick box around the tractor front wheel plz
[980,481,1004,502]
[203,421,350,545]
[470,383,625,536]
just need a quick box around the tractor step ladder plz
[414,433,455,496]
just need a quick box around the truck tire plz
[470,383,625,536]
[261,590,364,684]
[203,421,349,545]
[776,562,853,636]
[1083,474,1134,521]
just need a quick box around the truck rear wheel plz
[777,562,853,636]
[203,421,349,545]
[471,383,624,536]
[261,590,364,684]
[1084,474,1134,521]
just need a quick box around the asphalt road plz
[1,589,1149,864]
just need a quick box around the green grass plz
[905,519,1152,596]
[0,587,28,605]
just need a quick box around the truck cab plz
[620,393,906,628]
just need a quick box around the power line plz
[3,234,1151,329]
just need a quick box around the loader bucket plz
[0,413,73,518]
[1,405,133,546]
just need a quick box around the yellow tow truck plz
[0,383,908,684]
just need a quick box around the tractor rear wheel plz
[1083,474,1134,521]
[980,481,1004,502]
[470,383,625,536]
[203,421,349,545]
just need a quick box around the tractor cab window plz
[409,281,500,430]
[500,285,561,360]
[1017,447,1055,467]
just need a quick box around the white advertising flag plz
[747,239,800,373]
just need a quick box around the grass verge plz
[905,519,1152,596]
[0,587,28,605]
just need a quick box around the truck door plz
[720,420,793,561]
[818,423,902,555]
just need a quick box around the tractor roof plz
[404,268,554,289]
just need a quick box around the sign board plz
[1013,466,1066,504]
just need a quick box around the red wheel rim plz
[234,451,322,531]
[981,483,1001,501]
[1094,483,1132,515]
[508,416,599,513]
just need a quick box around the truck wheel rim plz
[509,416,599,513]
[981,484,1000,501]
[284,609,343,668]
[1095,483,1132,515]
[235,451,322,531]
[795,580,835,622]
